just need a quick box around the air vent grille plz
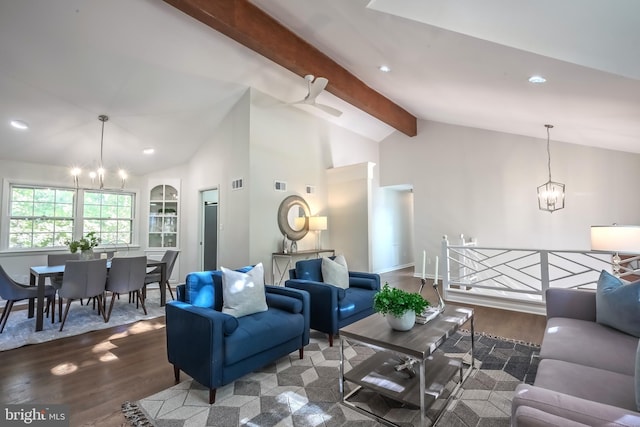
[231,178,244,190]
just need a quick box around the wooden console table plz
[271,249,335,285]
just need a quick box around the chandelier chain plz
[546,124,552,182]
[98,114,108,169]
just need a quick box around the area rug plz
[0,291,166,351]
[123,331,539,426]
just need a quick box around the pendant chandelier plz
[71,115,127,189]
[537,124,565,212]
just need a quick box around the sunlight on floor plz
[99,352,118,362]
[50,320,167,375]
[105,320,165,342]
[277,391,330,426]
[91,341,117,353]
[51,363,78,376]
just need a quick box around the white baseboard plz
[445,289,546,315]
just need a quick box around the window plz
[7,184,135,250]
[9,186,75,248]
[83,191,133,245]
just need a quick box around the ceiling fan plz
[289,74,343,117]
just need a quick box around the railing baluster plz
[540,250,549,302]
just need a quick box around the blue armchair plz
[285,258,380,346]
[166,268,310,404]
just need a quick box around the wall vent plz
[306,185,316,194]
[275,181,287,192]
[231,178,244,190]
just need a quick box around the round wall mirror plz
[277,195,310,241]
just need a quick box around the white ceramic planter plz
[386,310,416,331]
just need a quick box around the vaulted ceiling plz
[1,0,639,177]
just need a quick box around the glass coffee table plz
[339,305,474,426]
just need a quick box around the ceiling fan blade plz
[313,103,343,117]
[307,77,328,100]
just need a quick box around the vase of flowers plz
[373,283,430,331]
[66,232,100,260]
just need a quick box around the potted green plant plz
[373,282,430,331]
[65,232,100,259]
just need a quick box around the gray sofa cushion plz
[514,406,589,427]
[540,317,638,376]
[534,359,637,411]
[513,384,640,426]
[596,270,640,337]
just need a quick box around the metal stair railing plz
[440,235,628,314]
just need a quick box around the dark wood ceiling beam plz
[162,0,417,137]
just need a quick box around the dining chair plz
[58,259,108,331]
[0,264,56,333]
[104,256,147,322]
[144,250,179,301]
[48,253,81,321]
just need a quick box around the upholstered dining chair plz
[58,259,108,331]
[104,256,147,322]
[47,253,80,321]
[144,250,179,301]
[0,264,56,333]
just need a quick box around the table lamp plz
[590,225,640,276]
[308,216,327,250]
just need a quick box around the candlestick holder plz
[415,277,446,324]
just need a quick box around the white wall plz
[372,187,414,273]
[326,163,373,272]
[248,91,331,270]
[145,90,252,276]
[144,89,388,280]
[248,90,387,277]
[380,120,640,276]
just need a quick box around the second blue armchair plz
[285,257,380,346]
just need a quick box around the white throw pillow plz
[221,263,268,318]
[322,255,349,289]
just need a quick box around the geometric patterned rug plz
[123,330,539,427]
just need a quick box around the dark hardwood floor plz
[0,267,546,426]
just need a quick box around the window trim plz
[1,178,140,253]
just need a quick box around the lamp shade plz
[308,216,327,231]
[293,216,306,230]
[590,225,640,253]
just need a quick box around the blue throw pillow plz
[596,270,640,338]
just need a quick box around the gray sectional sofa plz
[512,285,640,426]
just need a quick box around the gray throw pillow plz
[321,255,349,289]
[221,263,268,318]
[595,270,640,338]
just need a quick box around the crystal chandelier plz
[71,115,127,189]
[537,124,565,212]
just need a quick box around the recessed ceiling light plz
[528,75,547,84]
[378,65,391,73]
[10,119,29,130]
[143,148,155,155]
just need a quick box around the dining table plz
[28,258,167,332]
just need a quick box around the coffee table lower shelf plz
[343,350,463,411]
